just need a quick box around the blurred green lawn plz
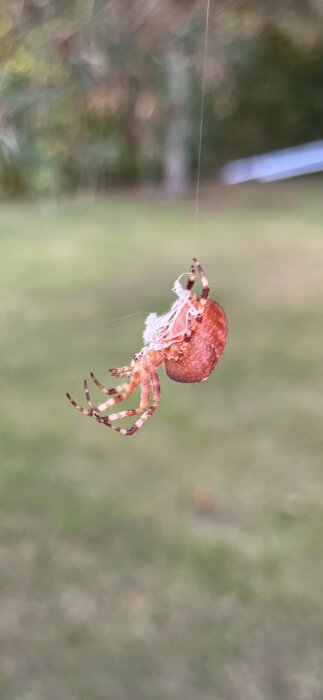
[1,183,323,700]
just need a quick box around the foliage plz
[212,24,323,163]
[1,1,323,194]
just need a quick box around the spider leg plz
[99,365,160,436]
[86,374,140,414]
[186,261,196,291]
[66,380,109,417]
[185,258,208,324]
[97,366,150,423]
[124,365,160,436]
[90,371,128,395]
[67,373,139,417]
[192,257,209,303]
[83,380,95,411]
[66,390,94,416]
[109,365,132,377]
[161,322,196,348]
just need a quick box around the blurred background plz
[1,1,323,699]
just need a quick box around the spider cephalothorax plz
[67,258,227,435]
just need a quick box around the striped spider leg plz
[66,373,139,417]
[92,364,160,436]
[67,363,157,435]
[186,257,209,313]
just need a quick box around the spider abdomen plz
[164,299,227,383]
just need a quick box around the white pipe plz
[220,140,323,184]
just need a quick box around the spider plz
[66,258,227,436]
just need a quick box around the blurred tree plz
[1,0,323,196]
[164,50,190,196]
[212,23,323,163]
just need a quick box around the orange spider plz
[66,258,227,436]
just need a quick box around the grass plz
[1,181,323,699]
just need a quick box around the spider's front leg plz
[66,386,97,416]
[109,365,132,377]
[94,365,150,428]
[67,383,119,416]
[95,364,160,436]
[86,372,141,415]
[66,373,139,417]
[126,365,160,435]
[90,371,130,398]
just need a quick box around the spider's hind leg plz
[186,259,209,319]
[186,261,196,292]
[192,258,209,301]
[191,258,209,321]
